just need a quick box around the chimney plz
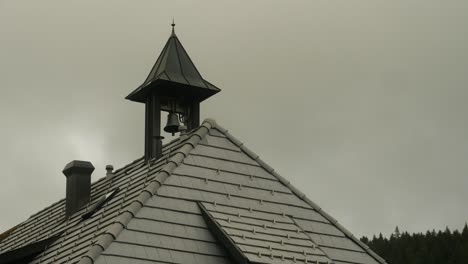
[62,160,95,217]
[105,164,114,180]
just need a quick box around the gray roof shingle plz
[0,119,386,264]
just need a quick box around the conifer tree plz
[361,225,468,264]
[394,226,401,239]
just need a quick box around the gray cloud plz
[1,0,467,238]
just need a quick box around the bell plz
[164,112,180,135]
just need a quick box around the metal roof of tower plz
[126,22,220,103]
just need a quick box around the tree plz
[360,225,468,264]
[394,226,401,239]
[462,223,468,242]
[361,236,369,244]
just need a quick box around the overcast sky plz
[1,1,467,238]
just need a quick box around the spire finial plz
[171,18,176,35]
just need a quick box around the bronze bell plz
[164,112,180,135]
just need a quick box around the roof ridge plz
[77,119,216,264]
[210,120,388,264]
[173,36,206,87]
[172,37,191,85]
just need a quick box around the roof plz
[0,119,387,264]
[126,30,220,103]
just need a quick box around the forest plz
[360,224,468,264]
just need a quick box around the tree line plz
[360,224,468,264]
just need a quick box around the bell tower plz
[126,22,220,161]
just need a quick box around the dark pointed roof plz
[126,27,220,103]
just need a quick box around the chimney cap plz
[105,164,114,180]
[105,165,114,171]
[63,160,95,177]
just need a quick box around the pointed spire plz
[171,18,176,36]
[126,24,220,104]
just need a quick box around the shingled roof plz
[0,119,386,264]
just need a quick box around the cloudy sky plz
[1,1,467,238]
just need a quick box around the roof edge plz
[210,120,388,264]
[77,120,215,264]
